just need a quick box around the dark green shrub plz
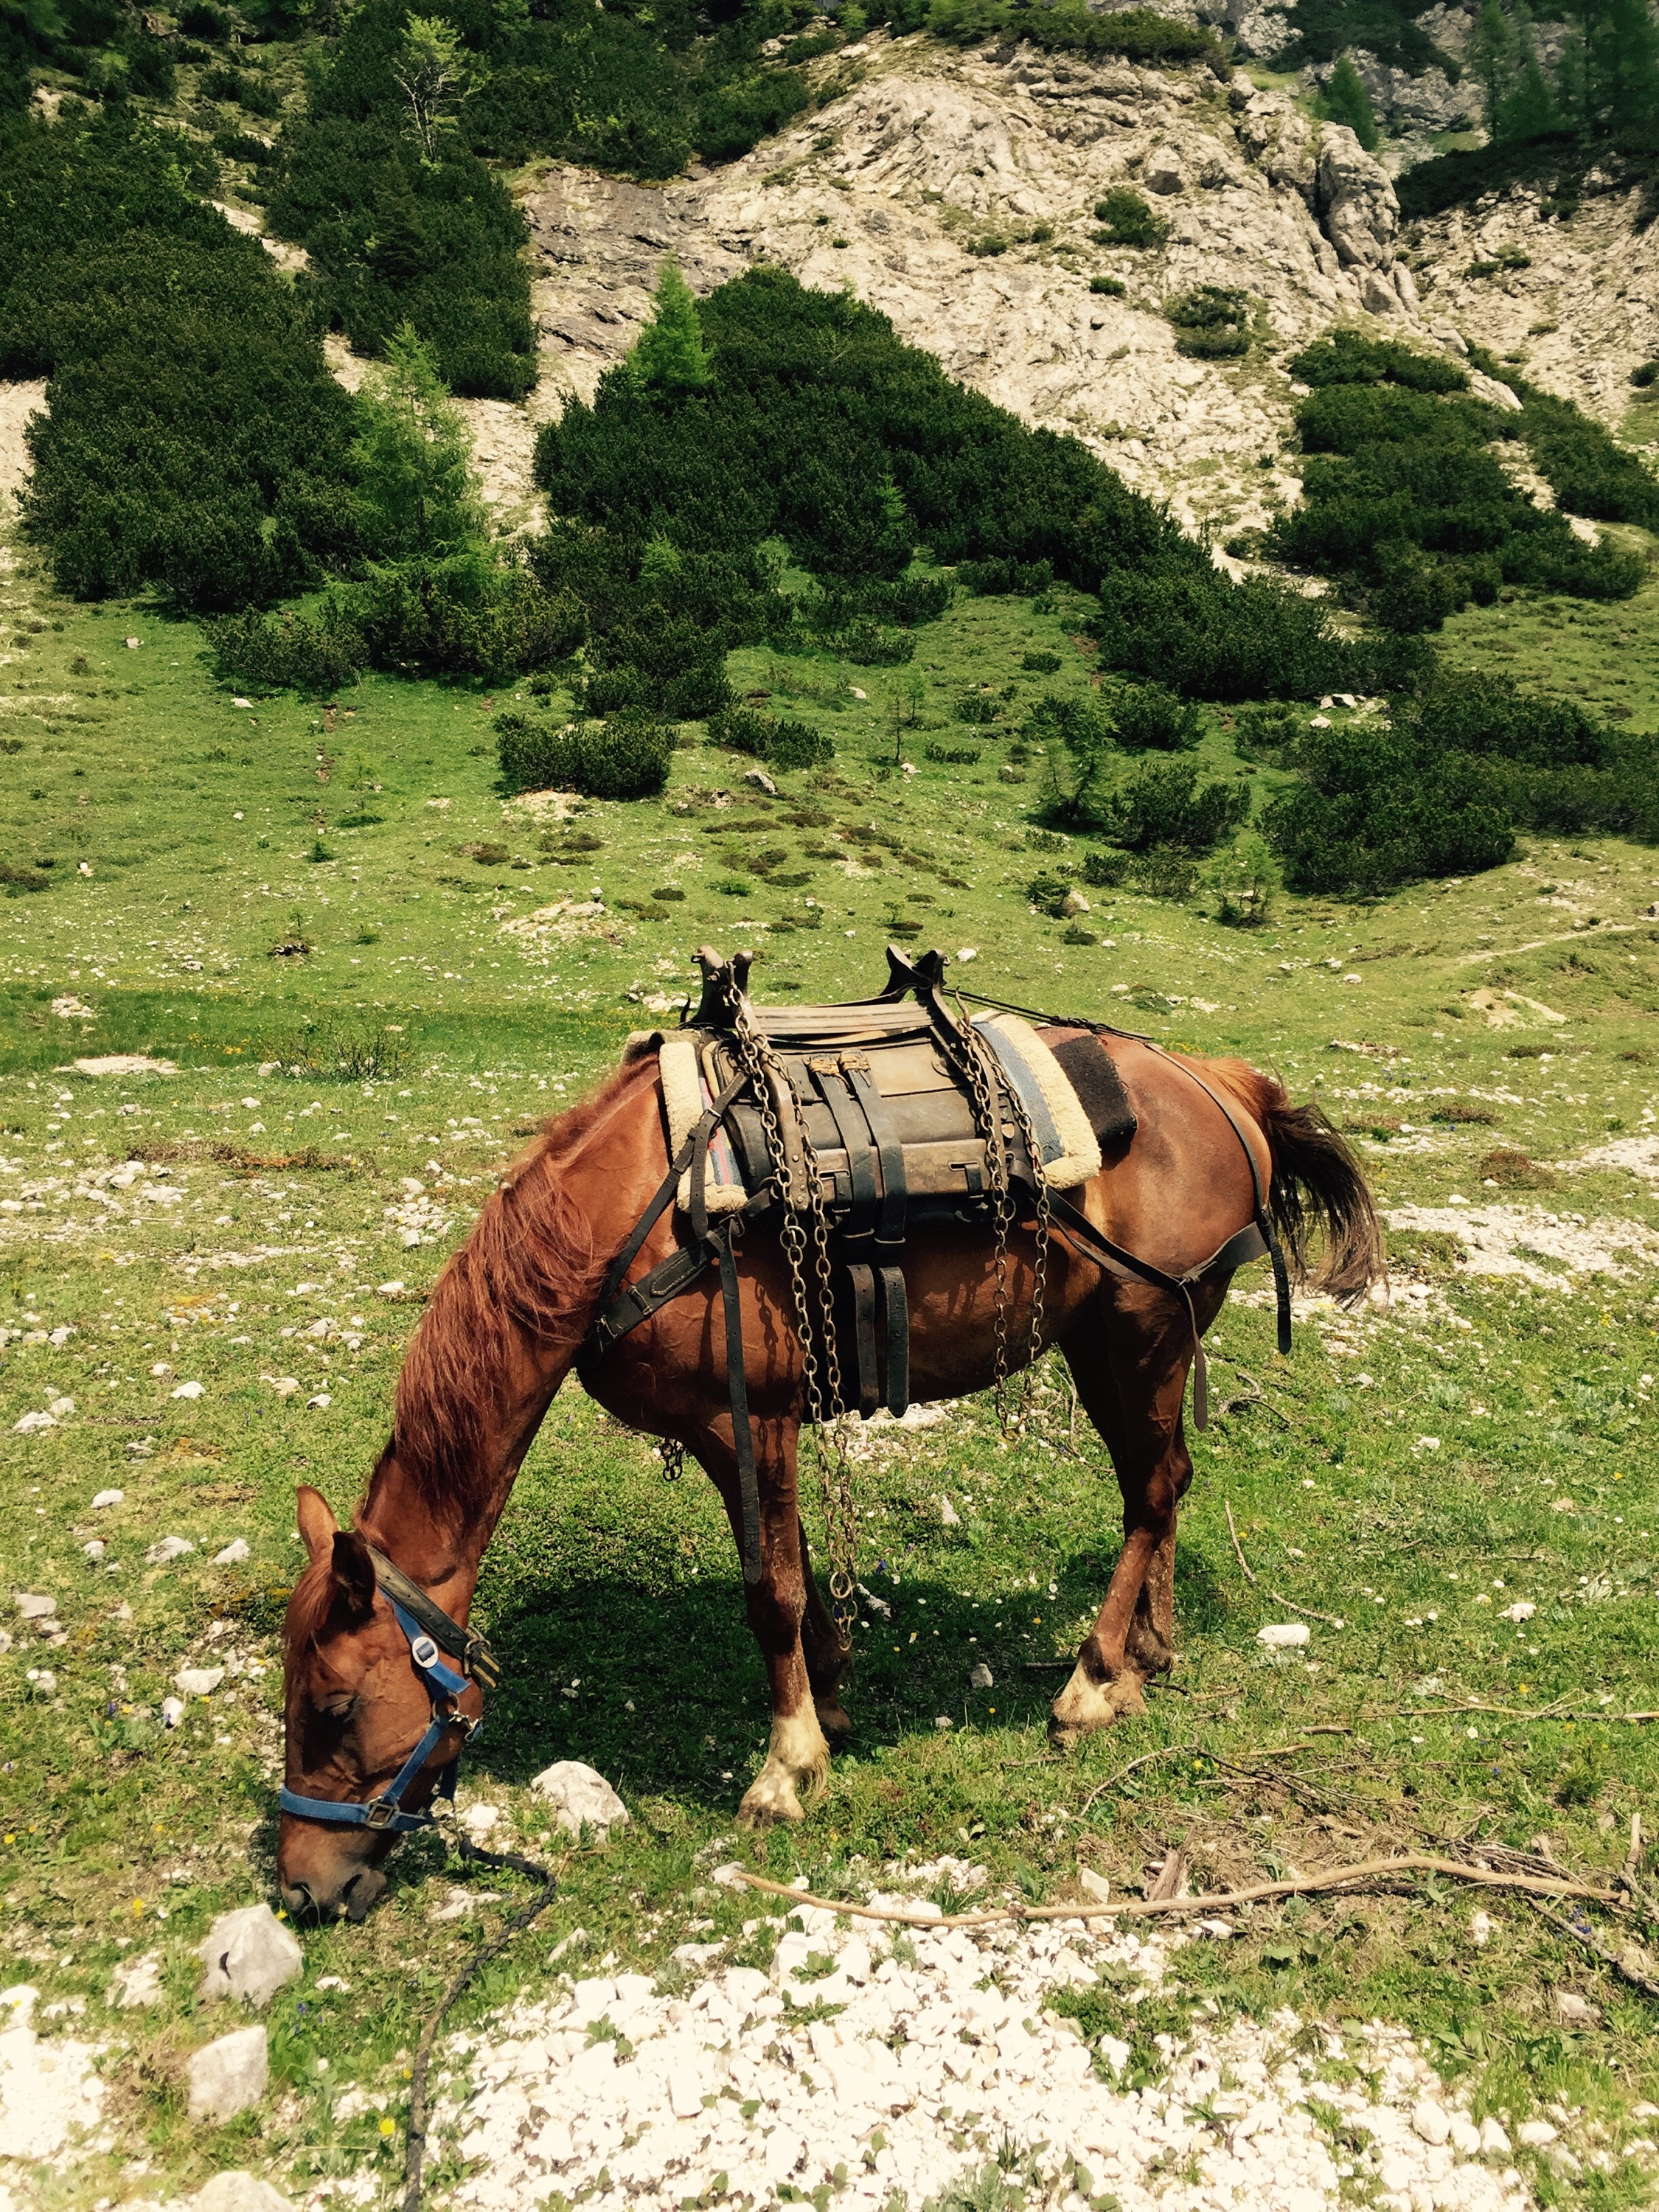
[2,114,359,611]
[1097,759,1250,852]
[1167,285,1251,359]
[1632,361,1659,389]
[1262,724,1515,892]
[495,710,674,800]
[1092,570,1422,701]
[827,619,916,666]
[1081,847,1128,887]
[208,602,367,694]
[1092,187,1165,247]
[352,562,584,683]
[1290,329,1468,395]
[1129,847,1198,900]
[955,690,1002,724]
[1027,869,1074,917]
[925,740,981,763]
[1021,650,1062,672]
[1318,55,1380,150]
[928,0,1220,58]
[1088,275,1127,296]
[1110,679,1203,751]
[178,0,230,35]
[709,706,833,769]
[1231,702,1301,760]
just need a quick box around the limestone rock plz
[187,2025,269,2121]
[1256,1621,1310,1648]
[1315,122,1399,271]
[969,1660,995,1690]
[109,1951,164,2008]
[192,2174,294,2212]
[529,1761,630,1839]
[13,1593,56,1621]
[1143,144,1186,195]
[198,1905,303,2008]
[176,1666,226,1697]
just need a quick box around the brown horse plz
[277,1026,1379,1920]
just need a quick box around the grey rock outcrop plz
[1315,122,1399,271]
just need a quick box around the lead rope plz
[402,1835,559,2212]
[728,995,860,1652]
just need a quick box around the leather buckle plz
[364,1798,398,1830]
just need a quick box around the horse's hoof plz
[815,1697,853,1744]
[1048,1656,1147,1747]
[737,1768,807,1828]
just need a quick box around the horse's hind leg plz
[1049,1296,1193,1747]
[695,1416,832,1827]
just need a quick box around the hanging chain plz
[727,995,859,1650]
[1001,1073,1052,1414]
[658,1439,686,1483]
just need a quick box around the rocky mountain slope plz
[518,32,1658,543]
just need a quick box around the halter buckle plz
[410,1633,440,1671]
[364,1798,399,1830]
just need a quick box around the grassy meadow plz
[2,523,1659,2208]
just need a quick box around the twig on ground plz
[1624,1812,1644,1890]
[734,1855,1615,1932]
[1530,1897,1659,2004]
[1080,1743,1199,1813]
[1268,1591,1346,1628]
[1225,1500,1256,1586]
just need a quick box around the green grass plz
[4,531,1659,2205]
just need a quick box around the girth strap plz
[877,1263,909,1418]
[846,1262,880,1420]
[810,1057,880,1251]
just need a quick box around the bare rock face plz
[187,2025,269,2123]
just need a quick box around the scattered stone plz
[1518,2118,1558,2146]
[1498,1600,1536,1622]
[213,1538,251,1566]
[378,1280,406,1295]
[1413,2097,1451,2145]
[742,768,779,796]
[934,1715,953,1730]
[1256,1622,1310,1648]
[462,1804,501,1837]
[1480,2115,1512,2155]
[1556,1991,1601,2025]
[72,1055,177,1076]
[13,1411,56,1434]
[956,947,977,962]
[306,1392,333,1410]
[199,1905,304,2009]
[161,1696,185,1728]
[1078,1868,1112,1905]
[969,1661,994,1690]
[937,1495,960,1527]
[83,1540,105,1562]
[14,1593,57,1621]
[91,1489,125,1509]
[171,1380,206,1400]
[1143,144,1185,194]
[24,1668,56,1695]
[1470,1910,1495,1947]
[192,2174,293,2212]
[145,1536,195,1565]
[529,1761,630,1839]
[108,1952,164,2009]
[175,1666,226,1697]
[187,2024,269,2121]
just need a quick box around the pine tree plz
[1471,0,1517,128]
[1494,1,1564,139]
[1321,55,1381,152]
[351,321,488,563]
[628,259,714,394]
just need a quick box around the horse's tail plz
[1220,1065,1383,1304]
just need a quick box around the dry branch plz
[733,1854,1614,1931]
[1225,1500,1256,1585]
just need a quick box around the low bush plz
[495,710,675,801]
[1021,650,1062,673]
[1093,187,1164,247]
[1081,847,1128,887]
[926,0,1220,61]
[1110,678,1202,751]
[955,690,1003,724]
[1096,759,1250,852]
[208,602,367,694]
[1262,723,1515,892]
[1166,285,1251,360]
[1092,570,1427,700]
[1633,361,1659,389]
[955,557,1055,595]
[1088,275,1127,296]
[708,706,833,770]
[925,740,981,763]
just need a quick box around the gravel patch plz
[414,1882,1532,2212]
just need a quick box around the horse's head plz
[276,1486,483,1922]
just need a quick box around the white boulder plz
[1256,1622,1310,1648]
[529,1761,630,1839]
[199,1905,303,2009]
[187,2025,269,2121]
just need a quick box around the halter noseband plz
[279,1546,499,1837]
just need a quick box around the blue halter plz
[279,1598,482,1835]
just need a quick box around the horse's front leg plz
[695,1413,832,1827]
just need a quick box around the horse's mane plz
[376,1056,660,1523]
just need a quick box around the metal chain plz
[658,1439,686,1483]
[1001,1071,1053,1414]
[943,998,1016,1421]
[727,997,859,1649]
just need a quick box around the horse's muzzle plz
[279,1860,389,1924]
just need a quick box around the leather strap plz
[846,1262,880,1419]
[877,1263,909,1417]
[842,1056,908,1256]
[812,1058,879,1251]
[365,1547,500,1692]
[714,1220,762,1585]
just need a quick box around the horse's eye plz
[318,1694,357,1725]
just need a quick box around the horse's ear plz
[296,1484,338,1561]
[330,1529,378,1624]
